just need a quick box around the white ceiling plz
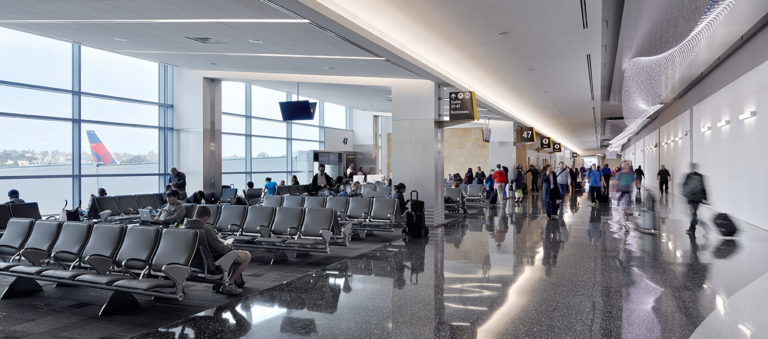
[304,0,603,153]
[0,0,417,78]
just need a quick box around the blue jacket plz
[264,181,277,195]
[601,167,612,176]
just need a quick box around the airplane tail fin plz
[86,130,118,165]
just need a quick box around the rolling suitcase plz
[713,213,737,237]
[404,190,428,238]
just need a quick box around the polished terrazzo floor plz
[143,190,768,338]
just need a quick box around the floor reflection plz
[144,191,768,339]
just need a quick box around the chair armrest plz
[362,212,370,219]
[228,224,241,233]
[214,251,237,282]
[319,230,332,244]
[162,264,191,294]
[257,226,271,238]
[20,248,49,266]
[85,254,113,274]
[287,227,299,239]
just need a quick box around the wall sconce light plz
[739,110,757,120]
[701,125,712,133]
[716,119,730,128]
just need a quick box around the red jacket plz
[492,170,507,185]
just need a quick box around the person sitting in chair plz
[182,206,251,295]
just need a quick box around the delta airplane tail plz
[86,130,118,165]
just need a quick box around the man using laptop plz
[152,189,186,226]
[182,206,251,295]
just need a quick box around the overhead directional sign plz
[520,127,536,143]
[552,142,562,153]
[448,91,477,121]
[571,152,579,158]
[540,136,551,149]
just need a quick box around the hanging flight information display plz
[552,142,562,152]
[571,152,579,158]
[520,127,536,143]
[448,91,478,121]
[540,136,551,149]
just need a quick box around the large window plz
[222,83,349,187]
[0,27,172,214]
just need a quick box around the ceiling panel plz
[0,0,417,78]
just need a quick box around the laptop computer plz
[138,209,153,225]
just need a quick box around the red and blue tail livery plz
[86,130,118,165]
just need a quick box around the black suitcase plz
[404,191,428,238]
[713,213,737,237]
[597,190,611,205]
[489,191,498,204]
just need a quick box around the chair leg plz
[99,290,141,316]
[270,250,290,265]
[0,276,43,299]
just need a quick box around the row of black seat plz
[0,218,235,316]
[0,203,42,230]
[89,193,166,218]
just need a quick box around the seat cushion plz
[251,238,287,245]
[75,273,132,285]
[9,265,54,275]
[0,262,24,271]
[284,239,325,249]
[232,235,259,243]
[112,278,175,290]
[41,269,91,280]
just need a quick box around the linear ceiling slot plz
[592,106,597,124]
[586,54,594,101]
[580,0,589,29]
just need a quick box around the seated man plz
[5,189,25,204]
[263,177,277,196]
[183,206,251,295]
[311,163,335,195]
[152,189,186,226]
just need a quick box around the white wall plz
[323,128,354,152]
[643,130,660,190]
[659,110,691,194]
[692,58,768,229]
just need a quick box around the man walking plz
[634,165,645,193]
[525,165,540,193]
[682,163,707,234]
[587,164,604,206]
[657,165,671,195]
[555,162,571,199]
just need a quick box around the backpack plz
[683,173,705,201]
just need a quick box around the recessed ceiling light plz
[112,37,128,42]
[325,66,336,70]
[497,31,509,36]
[0,19,310,24]
[527,68,535,72]
[210,62,217,65]
[248,39,263,44]
[115,50,386,60]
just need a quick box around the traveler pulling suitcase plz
[404,190,429,238]
[713,213,738,237]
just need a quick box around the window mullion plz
[71,44,81,207]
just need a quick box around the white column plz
[391,79,444,225]
[173,69,222,193]
[488,121,517,169]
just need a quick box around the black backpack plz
[403,190,428,238]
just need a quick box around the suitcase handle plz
[410,190,418,201]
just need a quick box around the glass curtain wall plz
[221,82,349,188]
[0,27,173,214]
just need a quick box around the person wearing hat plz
[5,189,25,204]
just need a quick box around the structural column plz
[488,121,516,169]
[391,79,444,225]
[172,69,222,193]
